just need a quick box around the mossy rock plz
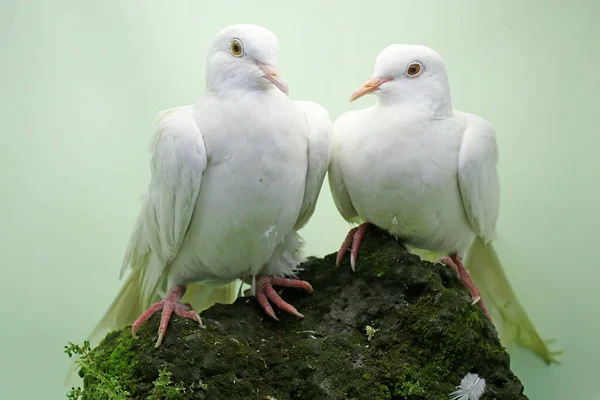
[77,228,527,399]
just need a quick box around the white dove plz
[83,24,332,352]
[328,44,559,364]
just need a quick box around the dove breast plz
[333,105,476,254]
[167,89,309,287]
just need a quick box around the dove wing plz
[457,116,500,242]
[328,112,360,223]
[120,105,207,304]
[292,101,333,230]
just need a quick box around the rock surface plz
[76,228,527,399]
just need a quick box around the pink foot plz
[438,254,493,323]
[131,285,202,347]
[255,276,313,321]
[336,223,369,271]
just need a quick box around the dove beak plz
[350,77,392,102]
[257,63,289,96]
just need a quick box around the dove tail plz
[64,269,144,388]
[465,236,561,364]
[182,281,241,311]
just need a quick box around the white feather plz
[133,105,206,306]
[458,116,500,243]
[292,101,333,230]
[328,112,361,224]
[450,373,486,400]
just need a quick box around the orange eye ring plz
[407,62,422,77]
[230,39,243,57]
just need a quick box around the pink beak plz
[257,63,289,96]
[350,77,392,102]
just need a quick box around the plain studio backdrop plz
[1,1,597,399]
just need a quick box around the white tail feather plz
[182,281,241,312]
[465,236,561,364]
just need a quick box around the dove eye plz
[230,39,243,57]
[407,62,422,77]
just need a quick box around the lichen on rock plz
[71,228,527,399]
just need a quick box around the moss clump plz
[65,341,131,400]
[146,369,187,400]
[70,228,527,399]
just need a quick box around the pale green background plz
[1,0,597,398]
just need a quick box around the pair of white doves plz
[73,24,559,381]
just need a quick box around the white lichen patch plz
[365,325,378,341]
[450,373,486,400]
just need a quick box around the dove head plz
[205,24,288,96]
[351,44,452,115]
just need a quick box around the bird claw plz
[254,276,312,320]
[131,285,202,347]
[336,223,369,271]
[336,227,357,267]
[438,255,493,323]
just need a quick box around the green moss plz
[90,331,140,390]
[398,380,425,397]
[376,384,392,400]
[70,227,527,399]
[65,341,131,400]
[147,369,186,400]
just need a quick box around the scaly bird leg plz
[131,284,202,347]
[336,222,369,271]
[438,253,493,323]
[255,276,313,321]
